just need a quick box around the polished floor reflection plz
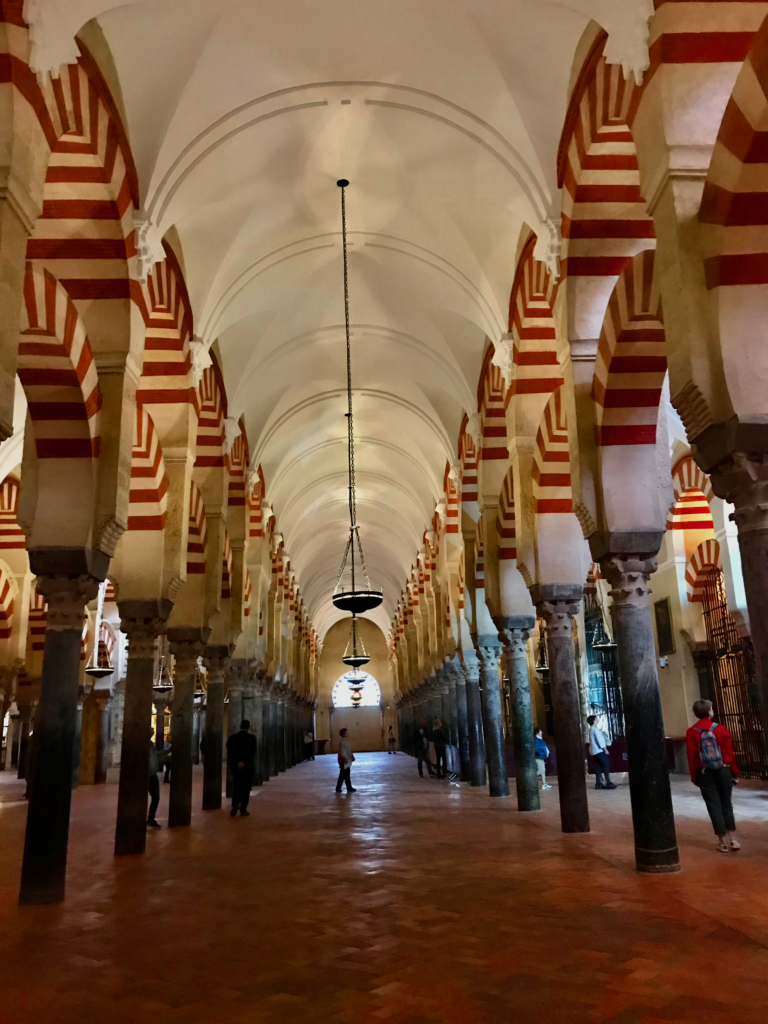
[2,754,768,1022]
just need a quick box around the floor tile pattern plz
[2,754,768,1022]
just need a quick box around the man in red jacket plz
[686,699,740,852]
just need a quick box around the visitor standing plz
[336,728,356,793]
[686,699,740,852]
[433,719,448,778]
[534,727,551,790]
[147,737,161,828]
[587,715,616,790]
[226,719,257,817]
[414,723,435,777]
[303,729,315,761]
[387,725,396,753]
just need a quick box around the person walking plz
[587,715,616,790]
[433,719,449,778]
[147,736,161,828]
[414,722,435,777]
[226,719,257,817]
[686,699,740,852]
[387,725,396,754]
[162,736,172,784]
[534,727,552,790]
[336,728,356,793]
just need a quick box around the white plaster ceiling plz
[47,0,646,637]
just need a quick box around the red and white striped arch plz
[249,464,267,538]
[496,468,516,561]
[507,236,562,404]
[19,263,101,459]
[221,529,233,600]
[533,389,572,515]
[671,454,714,503]
[558,33,655,338]
[186,481,207,575]
[477,347,508,461]
[442,461,459,535]
[196,363,226,469]
[228,421,249,508]
[28,586,47,653]
[0,477,25,551]
[458,416,479,511]
[138,245,195,414]
[0,564,14,641]
[667,454,716,561]
[244,568,252,618]
[686,539,722,604]
[474,517,485,593]
[127,406,168,531]
[593,250,666,448]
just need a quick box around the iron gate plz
[702,567,768,778]
[584,594,625,742]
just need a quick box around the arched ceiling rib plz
[68,0,620,639]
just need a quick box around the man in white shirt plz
[335,728,357,793]
[587,715,616,790]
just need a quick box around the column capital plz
[120,617,165,659]
[531,584,583,639]
[203,652,229,687]
[459,648,480,684]
[36,574,101,631]
[168,638,204,675]
[599,553,656,608]
[475,641,501,674]
[708,451,768,534]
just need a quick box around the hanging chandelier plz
[342,616,370,669]
[332,179,383,617]
[84,580,114,680]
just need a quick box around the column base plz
[19,885,64,906]
[635,847,681,873]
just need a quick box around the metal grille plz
[701,567,768,779]
[584,594,625,742]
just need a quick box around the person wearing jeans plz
[686,699,740,852]
[414,723,435,777]
[336,728,356,793]
[587,715,616,790]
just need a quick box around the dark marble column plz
[252,681,265,784]
[532,585,590,834]
[154,696,169,750]
[167,636,204,828]
[275,694,287,772]
[476,640,509,798]
[16,704,31,780]
[498,618,540,813]
[461,650,486,787]
[71,698,83,790]
[452,662,471,781]
[114,606,169,856]
[599,553,680,873]
[445,669,459,750]
[202,650,228,810]
[266,691,277,778]
[226,674,244,798]
[285,696,295,767]
[708,456,768,741]
[94,694,111,785]
[192,707,201,764]
[19,575,99,904]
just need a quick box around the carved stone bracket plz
[600,554,656,608]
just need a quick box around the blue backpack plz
[698,722,724,770]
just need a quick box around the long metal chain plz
[336,181,371,594]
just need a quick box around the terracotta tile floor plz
[2,754,768,1023]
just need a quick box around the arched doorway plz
[329,672,384,752]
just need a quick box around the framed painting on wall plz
[654,597,675,656]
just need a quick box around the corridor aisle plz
[2,754,768,1023]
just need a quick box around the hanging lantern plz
[342,615,370,668]
[347,671,366,706]
[153,654,173,693]
[85,580,114,680]
[331,179,383,617]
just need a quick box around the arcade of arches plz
[4,1,768,1018]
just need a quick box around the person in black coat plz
[433,719,449,779]
[226,720,257,817]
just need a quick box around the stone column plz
[439,673,453,738]
[252,680,264,784]
[20,575,99,904]
[475,640,509,798]
[708,456,768,741]
[192,705,201,764]
[167,636,204,828]
[275,693,287,772]
[202,649,228,810]
[226,676,243,798]
[498,618,540,812]
[461,650,486,787]
[154,696,169,749]
[71,697,83,790]
[114,607,169,857]
[16,704,31,780]
[452,662,471,781]
[285,695,295,767]
[532,585,590,834]
[599,553,680,873]
[93,694,111,785]
[445,669,459,749]
[265,690,277,778]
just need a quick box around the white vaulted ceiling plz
[48,0,637,637]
